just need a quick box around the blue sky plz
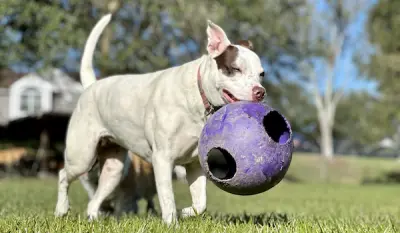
[313,0,379,95]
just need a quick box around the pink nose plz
[252,86,265,101]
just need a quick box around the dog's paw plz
[87,213,99,222]
[165,219,180,229]
[54,201,69,217]
[54,209,68,217]
[181,206,206,218]
[87,209,100,222]
[162,212,179,227]
[181,207,197,218]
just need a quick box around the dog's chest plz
[171,123,203,164]
[173,134,200,165]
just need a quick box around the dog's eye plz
[260,72,265,77]
[232,67,241,73]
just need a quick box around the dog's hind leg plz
[113,192,138,217]
[54,147,97,217]
[54,168,70,217]
[146,198,156,215]
[54,119,101,218]
[79,172,97,200]
[87,143,126,220]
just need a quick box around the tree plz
[298,0,373,159]
[267,83,381,156]
[366,0,400,145]
[334,91,384,154]
[1,1,308,77]
[0,0,93,70]
[0,0,183,74]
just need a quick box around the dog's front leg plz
[181,160,207,218]
[152,152,177,225]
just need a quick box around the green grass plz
[0,153,398,232]
[0,177,399,232]
[286,153,399,184]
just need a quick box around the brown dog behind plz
[117,151,157,214]
[0,147,28,165]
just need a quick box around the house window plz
[20,87,41,115]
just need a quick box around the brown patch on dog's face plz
[237,40,253,50]
[212,43,265,104]
[214,45,239,76]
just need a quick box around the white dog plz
[54,13,265,225]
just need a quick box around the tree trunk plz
[320,122,334,159]
[318,115,333,181]
[318,112,334,160]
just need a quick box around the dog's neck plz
[197,67,214,115]
[178,55,224,121]
[196,55,225,116]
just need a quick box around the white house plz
[0,68,83,125]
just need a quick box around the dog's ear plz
[206,20,231,58]
[237,40,253,50]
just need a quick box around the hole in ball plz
[207,148,236,180]
[263,110,290,144]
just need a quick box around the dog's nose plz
[252,86,265,101]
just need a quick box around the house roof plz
[39,68,83,95]
[0,69,26,88]
[0,68,81,88]
[37,69,84,113]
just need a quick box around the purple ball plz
[198,101,293,195]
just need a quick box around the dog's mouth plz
[222,89,239,103]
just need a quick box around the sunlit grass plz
[0,177,398,232]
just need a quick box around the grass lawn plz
[0,177,398,232]
[285,153,400,184]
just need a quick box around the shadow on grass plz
[283,174,302,183]
[209,212,290,226]
[362,171,400,185]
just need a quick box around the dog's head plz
[205,20,265,106]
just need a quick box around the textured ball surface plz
[198,101,293,195]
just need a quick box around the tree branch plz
[308,65,324,111]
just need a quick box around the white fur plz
[54,13,265,225]
[80,14,111,88]
[79,172,96,200]
[206,20,231,58]
[173,165,187,183]
[181,162,207,217]
[86,145,126,220]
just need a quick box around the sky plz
[313,0,379,95]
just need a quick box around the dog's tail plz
[80,14,112,89]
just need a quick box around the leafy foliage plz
[0,0,96,70]
[1,0,308,77]
[366,0,400,139]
